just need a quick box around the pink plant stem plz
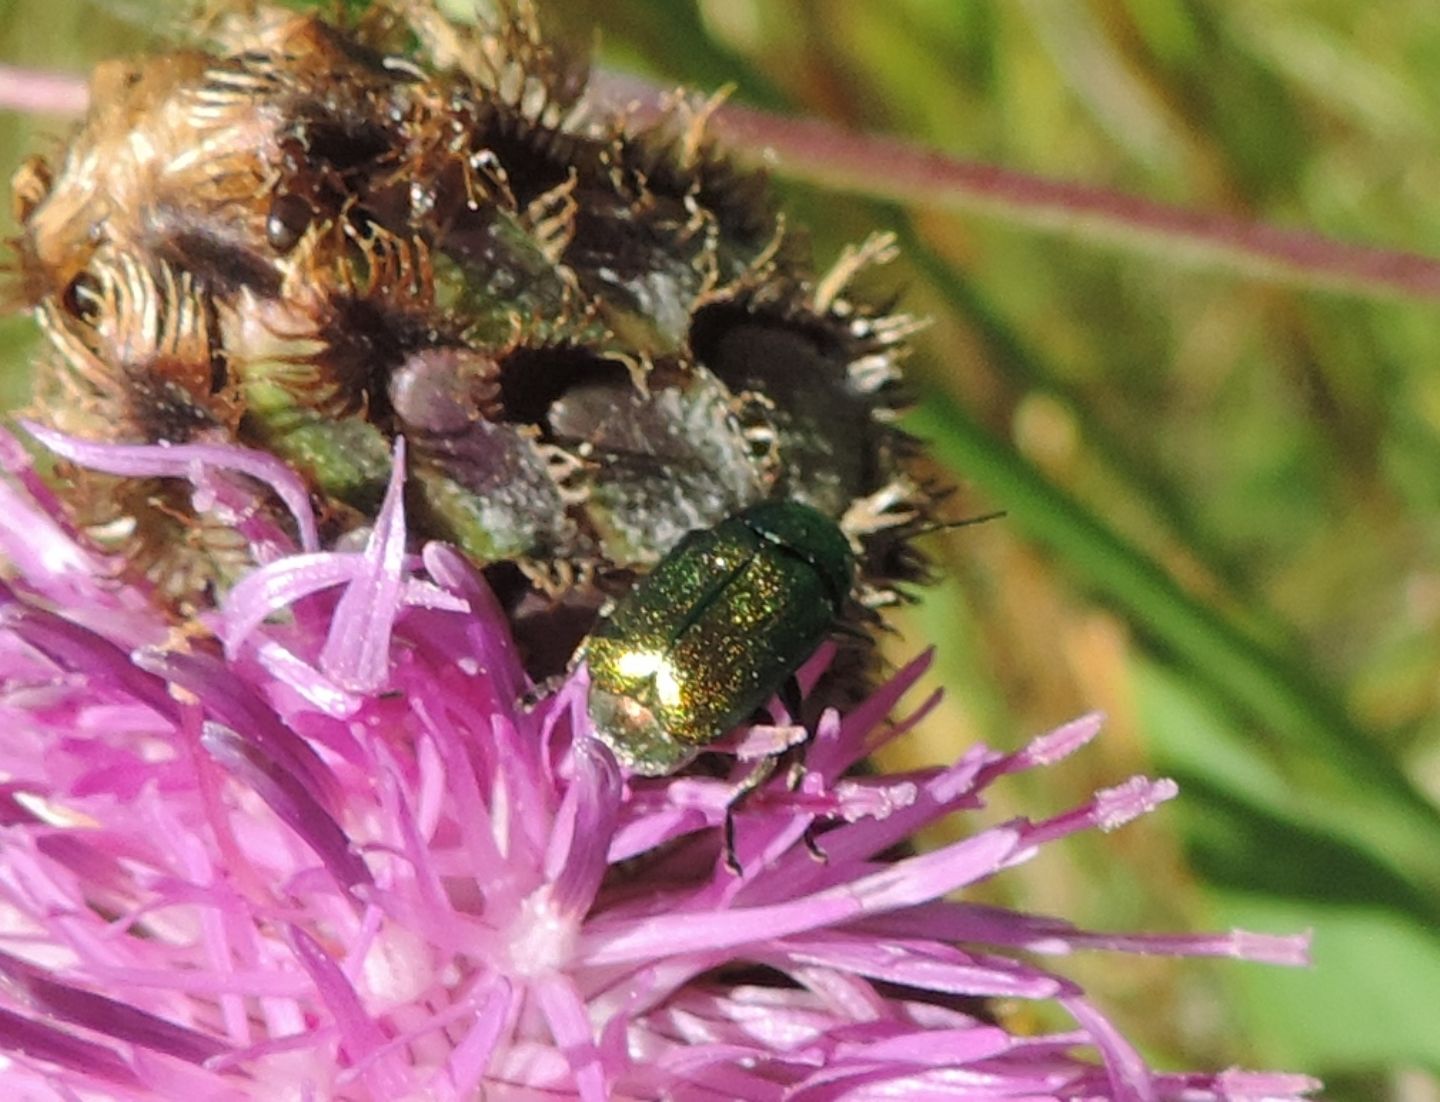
[0,65,88,117]
[10,62,1440,302]
[593,70,1440,303]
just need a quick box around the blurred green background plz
[4,1,1439,1098]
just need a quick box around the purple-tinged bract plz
[11,0,930,677]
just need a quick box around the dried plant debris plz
[10,0,934,664]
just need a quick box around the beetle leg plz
[723,753,781,875]
[778,675,805,726]
[725,728,836,874]
[782,757,829,864]
[721,816,742,877]
[802,827,828,864]
[518,673,566,711]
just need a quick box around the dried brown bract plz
[12,0,934,665]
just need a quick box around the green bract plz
[13,1,931,671]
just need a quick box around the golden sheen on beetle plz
[584,502,856,775]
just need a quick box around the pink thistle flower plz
[0,426,1317,1100]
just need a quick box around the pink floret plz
[0,426,1317,1100]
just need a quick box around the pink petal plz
[23,422,319,552]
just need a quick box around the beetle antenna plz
[905,509,1006,538]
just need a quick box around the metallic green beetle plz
[585,501,855,776]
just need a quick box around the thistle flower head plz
[0,429,1317,1100]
